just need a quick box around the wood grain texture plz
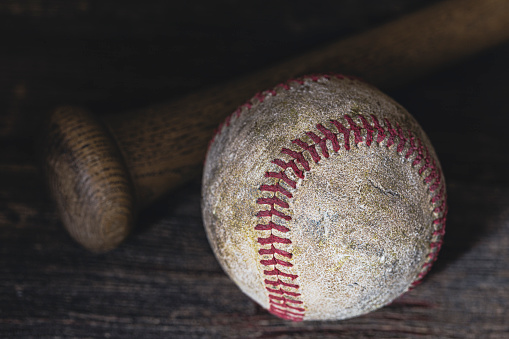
[41,107,136,252]
[105,0,509,203]
[1,0,509,337]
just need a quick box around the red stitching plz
[370,114,386,143]
[315,124,340,155]
[207,74,361,152]
[209,74,446,321]
[270,303,304,312]
[259,245,292,258]
[265,170,297,189]
[330,119,352,150]
[431,185,445,203]
[259,184,293,198]
[429,167,443,192]
[272,158,304,180]
[265,278,299,289]
[257,196,289,209]
[396,124,407,153]
[271,305,305,319]
[281,148,311,171]
[269,294,303,304]
[412,142,427,167]
[292,139,321,163]
[260,258,293,267]
[266,287,301,297]
[384,118,398,148]
[257,112,446,318]
[255,221,290,233]
[256,207,291,221]
[434,195,447,214]
[345,116,364,145]
[258,234,292,245]
[271,305,305,314]
[359,115,374,146]
[264,268,298,280]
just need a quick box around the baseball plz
[201,74,447,321]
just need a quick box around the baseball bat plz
[42,0,509,252]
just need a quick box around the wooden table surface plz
[1,1,508,338]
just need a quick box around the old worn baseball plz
[201,74,447,321]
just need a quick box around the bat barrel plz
[42,0,509,251]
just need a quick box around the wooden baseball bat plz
[42,0,509,252]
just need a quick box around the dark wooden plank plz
[1,1,509,338]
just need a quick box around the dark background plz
[1,1,508,338]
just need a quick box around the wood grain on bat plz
[41,0,509,252]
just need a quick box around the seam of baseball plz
[208,74,447,322]
[257,112,447,321]
[208,74,358,149]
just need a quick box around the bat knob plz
[42,106,136,252]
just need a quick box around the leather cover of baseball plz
[201,74,447,321]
